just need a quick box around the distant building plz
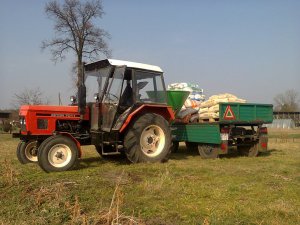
[0,111,11,124]
[273,112,300,127]
[266,119,295,129]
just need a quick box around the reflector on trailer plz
[223,105,236,120]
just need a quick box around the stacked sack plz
[199,93,246,119]
[168,83,205,110]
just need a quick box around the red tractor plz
[14,59,175,172]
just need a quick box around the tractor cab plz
[83,59,174,156]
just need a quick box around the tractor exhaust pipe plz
[78,63,86,119]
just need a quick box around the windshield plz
[85,66,112,102]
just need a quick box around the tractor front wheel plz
[16,140,38,164]
[38,135,79,172]
[124,113,171,163]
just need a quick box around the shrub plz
[3,121,12,133]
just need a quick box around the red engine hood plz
[19,105,89,120]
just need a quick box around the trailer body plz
[172,103,273,157]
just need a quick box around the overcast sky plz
[0,0,299,109]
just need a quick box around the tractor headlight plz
[20,117,26,131]
[20,117,26,125]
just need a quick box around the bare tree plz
[13,87,49,108]
[42,0,111,87]
[274,89,299,112]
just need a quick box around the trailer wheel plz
[16,140,38,164]
[124,113,171,163]
[198,144,219,159]
[38,135,78,172]
[185,142,198,151]
[238,144,259,157]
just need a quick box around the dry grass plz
[0,159,19,187]
[98,171,145,225]
[0,131,300,224]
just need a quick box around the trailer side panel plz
[219,103,273,124]
[172,124,221,144]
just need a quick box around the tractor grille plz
[20,117,26,132]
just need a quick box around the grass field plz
[0,131,300,225]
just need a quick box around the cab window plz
[135,71,166,104]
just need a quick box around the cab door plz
[101,66,126,132]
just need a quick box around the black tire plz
[38,136,56,154]
[185,142,198,151]
[238,143,259,157]
[38,135,79,172]
[124,113,171,163]
[170,141,179,153]
[198,144,219,159]
[16,141,26,164]
[16,140,38,164]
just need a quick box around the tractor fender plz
[56,132,82,158]
[119,104,175,133]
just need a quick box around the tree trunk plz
[76,58,83,88]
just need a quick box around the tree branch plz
[42,0,111,87]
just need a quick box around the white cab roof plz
[107,59,163,73]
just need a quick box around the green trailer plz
[170,102,273,158]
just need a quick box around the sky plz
[0,0,299,109]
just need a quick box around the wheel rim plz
[24,141,38,162]
[140,125,165,157]
[203,146,213,156]
[48,144,72,168]
[200,145,216,157]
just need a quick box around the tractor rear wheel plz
[198,144,219,159]
[124,113,171,163]
[16,140,38,164]
[38,135,79,172]
[238,144,259,157]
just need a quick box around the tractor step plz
[101,144,124,155]
[101,151,121,156]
